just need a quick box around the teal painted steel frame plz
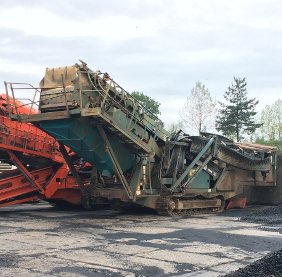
[97,125,133,200]
[182,155,213,190]
[170,136,215,192]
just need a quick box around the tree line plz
[131,78,281,153]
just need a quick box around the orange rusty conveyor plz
[0,93,90,208]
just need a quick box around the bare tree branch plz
[179,82,217,134]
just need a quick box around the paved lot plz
[0,202,282,277]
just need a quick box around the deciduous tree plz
[131,91,161,120]
[258,99,282,141]
[166,120,185,134]
[179,82,217,135]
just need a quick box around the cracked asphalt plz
[0,202,282,277]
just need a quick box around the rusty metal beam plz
[0,196,39,208]
[58,142,88,198]
[4,82,11,117]
[61,74,69,115]
[97,125,133,200]
[7,150,45,194]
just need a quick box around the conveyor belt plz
[189,137,271,171]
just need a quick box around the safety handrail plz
[4,66,166,140]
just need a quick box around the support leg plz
[58,142,90,208]
[7,149,45,194]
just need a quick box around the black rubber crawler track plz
[155,196,225,216]
[189,137,271,171]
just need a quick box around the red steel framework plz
[0,93,90,208]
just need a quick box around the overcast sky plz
[0,0,281,128]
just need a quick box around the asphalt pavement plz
[0,202,281,277]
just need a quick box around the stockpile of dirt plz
[240,204,282,225]
[222,205,282,277]
[222,249,282,277]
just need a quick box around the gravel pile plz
[222,205,282,276]
[222,248,282,277]
[241,204,282,224]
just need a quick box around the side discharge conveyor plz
[5,61,277,216]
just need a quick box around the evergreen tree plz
[216,77,261,142]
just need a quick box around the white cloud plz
[0,0,282,128]
[0,6,160,40]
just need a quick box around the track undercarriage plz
[155,196,225,216]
